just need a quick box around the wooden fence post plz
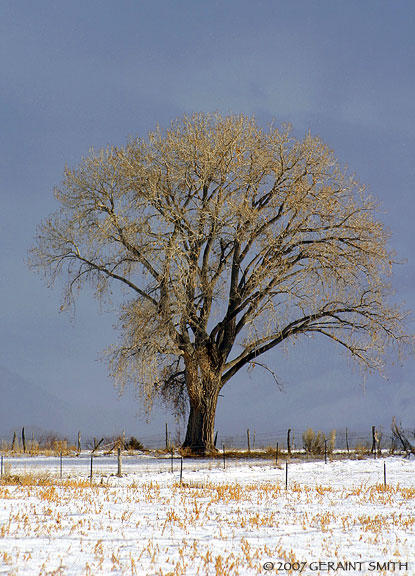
[11,432,17,452]
[92,438,104,453]
[345,428,350,455]
[247,429,251,453]
[77,431,81,453]
[117,447,122,477]
[276,442,279,465]
[371,426,377,458]
[22,428,26,454]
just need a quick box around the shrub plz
[303,428,336,455]
[125,436,144,451]
[355,442,370,459]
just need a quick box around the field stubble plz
[0,457,414,575]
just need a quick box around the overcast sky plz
[1,1,414,444]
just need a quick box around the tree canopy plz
[30,113,411,453]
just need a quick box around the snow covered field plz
[0,455,414,575]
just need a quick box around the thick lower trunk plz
[181,345,222,455]
[182,397,218,454]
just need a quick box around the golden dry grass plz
[0,469,414,575]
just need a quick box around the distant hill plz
[0,365,170,444]
[0,365,90,440]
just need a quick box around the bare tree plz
[29,113,411,453]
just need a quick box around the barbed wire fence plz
[1,424,414,486]
[1,424,414,454]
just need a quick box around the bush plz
[355,442,370,459]
[303,428,325,454]
[125,436,144,451]
[303,428,336,455]
[328,429,336,453]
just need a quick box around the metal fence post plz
[285,462,288,490]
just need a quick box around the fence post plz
[223,444,226,470]
[180,457,183,484]
[384,461,387,487]
[117,447,122,477]
[285,461,288,490]
[90,455,93,484]
[60,452,63,480]
[171,448,174,473]
[77,431,81,453]
[276,442,279,465]
[11,432,17,452]
[22,427,26,454]
[92,438,104,453]
[324,439,328,464]
[287,429,292,456]
[247,429,251,453]
[345,428,350,455]
[371,426,377,458]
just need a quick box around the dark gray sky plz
[1,1,414,442]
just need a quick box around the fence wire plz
[1,426,414,453]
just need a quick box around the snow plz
[0,455,414,575]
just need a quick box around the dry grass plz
[0,467,414,575]
[1,440,77,457]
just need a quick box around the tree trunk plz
[181,345,223,455]
[182,396,219,454]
